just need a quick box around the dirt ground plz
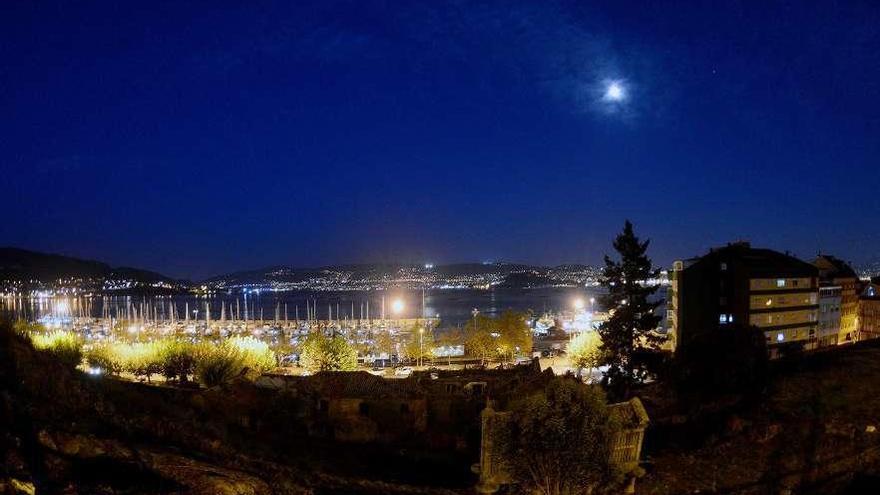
[639,341,880,494]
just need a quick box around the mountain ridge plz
[0,247,612,289]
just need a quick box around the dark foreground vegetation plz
[0,321,479,494]
[6,317,880,494]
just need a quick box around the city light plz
[56,299,70,314]
[573,298,585,310]
[391,298,405,315]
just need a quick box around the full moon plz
[605,82,625,101]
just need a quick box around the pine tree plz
[597,220,662,398]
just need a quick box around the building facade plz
[817,285,842,347]
[813,255,860,343]
[669,242,819,357]
[858,282,880,341]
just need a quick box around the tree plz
[402,324,435,365]
[372,330,395,357]
[495,310,533,363]
[598,220,662,398]
[499,378,622,495]
[227,336,276,373]
[299,332,358,372]
[566,331,602,380]
[464,311,533,365]
[436,327,464,366]
[195,343,246,387]
[464,314,496,366]
[121,342,163,382]
[159,340,196,383]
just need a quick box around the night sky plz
[2,1,879,279]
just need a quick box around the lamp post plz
[419,327,424,368]
[391,298,404,317]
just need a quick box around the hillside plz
[0,323,470,494]
[0,247,174,284]
[204,261,584,287]
[640,342,880,494]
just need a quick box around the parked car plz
[393,366,413,377]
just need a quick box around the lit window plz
[728,314,734,323]
[765,298,773,307]
[719,314,728,324]
[720,262,727,271]
[777,279,786,288]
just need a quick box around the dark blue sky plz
[2,1,878,279]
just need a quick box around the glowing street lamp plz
[391,298,405,316]
[589,297,596,312]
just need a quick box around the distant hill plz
[0,247,174,284]
[0,248,601,291]
[204,261,594,288]
[496,271,557,288]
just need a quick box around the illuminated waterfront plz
[2,287,607,368]
[0,287,602,329]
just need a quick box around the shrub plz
[13,319,45,339]
[299,332,357,372]
[158,340,196,382]
[195,344,246,387]
[31,330,83,368]
[227,336,276,373]
[85,343,124,375]
[119,342,163,381]
[499,378,622,494]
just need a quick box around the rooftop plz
[813,254,859,281]
[688,242,818,278]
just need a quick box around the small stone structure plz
[476,397,649,493]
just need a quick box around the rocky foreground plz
[0,326,462,495]
[639,341,880,494]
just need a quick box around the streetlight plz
[391,298,404,315]
[589,297,596,312]
[570,297,584,328]
[418,327,424,368]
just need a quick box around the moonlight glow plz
[605,82,625,101]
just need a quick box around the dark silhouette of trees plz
[598,220,662,398]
